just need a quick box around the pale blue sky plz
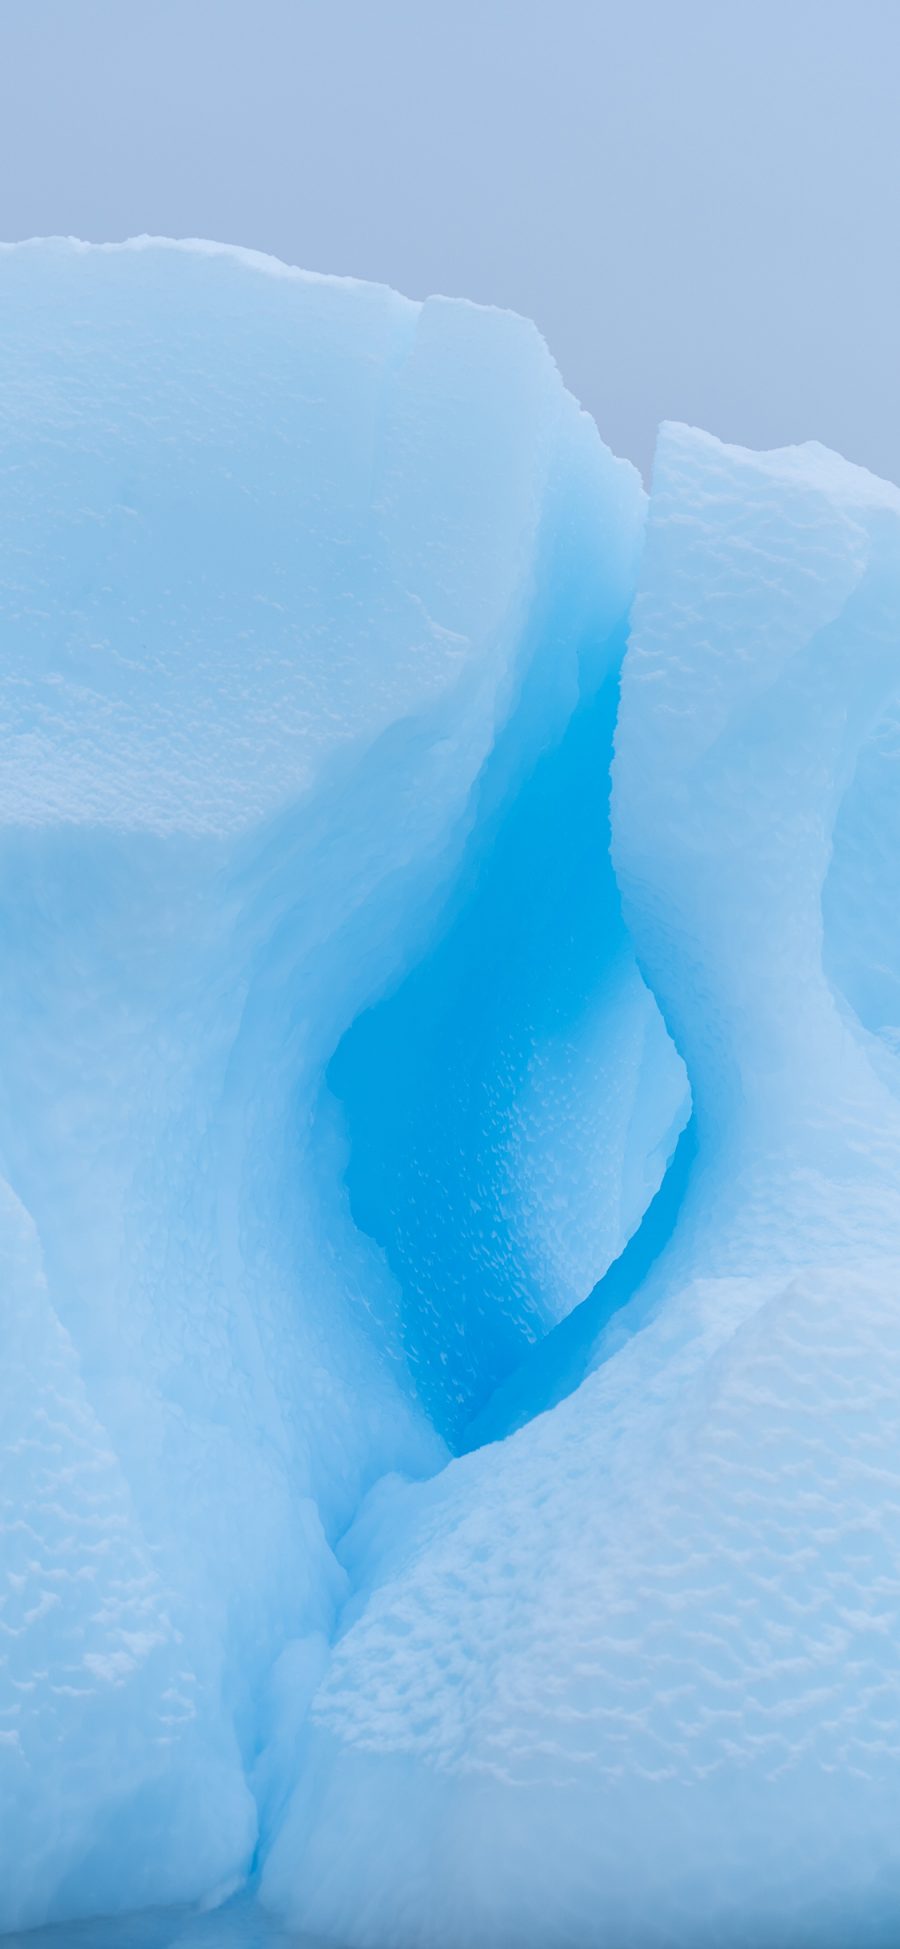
[1,0,897,481]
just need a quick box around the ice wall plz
[0,239,663,1929]
[264,427,900,1949]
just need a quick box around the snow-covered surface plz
[3,239,900,1946]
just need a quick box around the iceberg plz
[2,238,900,1947]
[0,238,676,1932]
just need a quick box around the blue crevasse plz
[4,239,900,1949]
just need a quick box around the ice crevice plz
[5,240,900,1949]
[326,611,690,1453]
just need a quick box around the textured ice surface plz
[5,239,900,1949]
[0,239,672,1932]
[264,427,900,1948]
[0,1893,314,1949]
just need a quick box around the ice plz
[329,642,686,1445]
[6,240,900,1949]
[0,239,666,1931]
[263,427,900,1948]
[0,1891,319,1948]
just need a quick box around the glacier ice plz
[3,238,900,1947]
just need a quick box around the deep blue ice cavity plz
[328,633,685,1445]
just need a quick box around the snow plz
[3,239,900,1947]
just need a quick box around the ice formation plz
[2,238,900,1947]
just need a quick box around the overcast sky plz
[1,0,897,482]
